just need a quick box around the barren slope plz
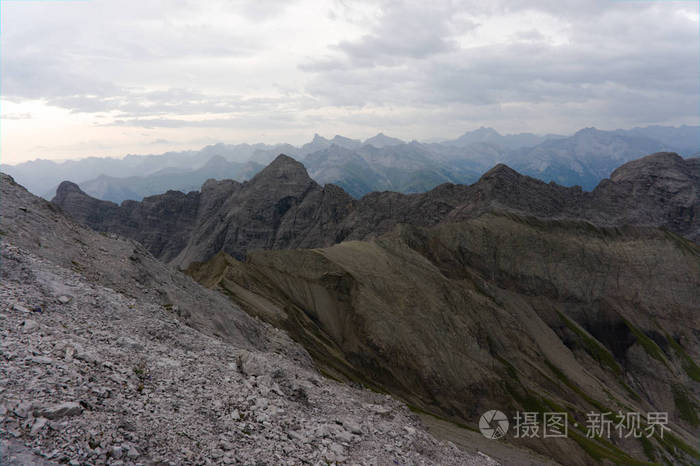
[188,213,700,465]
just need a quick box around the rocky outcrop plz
[590,152,700,242]
[52,152,700,268]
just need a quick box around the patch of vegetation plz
[501,367,654,465]
[620,381,642,403]
[665,333,700,382]
[657,430,700,462]
[661,229,700,256]
[672,385,699,427]
[133,359,149,394]
[622,319,669,368]
[557,310,623,376]
[495,355,519,381]
[639,436,656,462]
[504,380,549,414]
[567,427,655,465]
[408,403,480,433]
[544,359,608,413]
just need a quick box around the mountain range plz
[52,151,700,265]
[46,150,700,465]
[3,125,696,204]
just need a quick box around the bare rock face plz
[172,155,355,266]
[54,180,203,263]
[52,152,700,269]
[590,152,700,242]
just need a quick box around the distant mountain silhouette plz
[4,125,697,201]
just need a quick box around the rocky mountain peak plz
[55,180,84,195]
[249,154,312,185]
[53,180,87,204]
[609,151,688,183]
[364,132,405,148]
[574,126,600,136]
[200,154,229,168]
[478,163,521,182]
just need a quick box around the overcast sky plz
[1,0,698,164]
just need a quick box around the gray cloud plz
[0,0,697,145]
[301,0,699,130]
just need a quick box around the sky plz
[1,0,698,165]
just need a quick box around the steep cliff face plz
[187,213,700,465]
[590,152,700,242]
[53,180,203,263]
[52,153,700,268]
[172,155,358,266]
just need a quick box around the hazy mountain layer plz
[504,128,674,190]
[64,156,263,204]
[5,125,698,202]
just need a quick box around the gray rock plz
[237,350,270,376]
[30,417,48,436]
[127,445,140,459]
[57,295,72,304]
[116,336,144,352]
[111,445,123,459]
[371,405,391,415]
[12,303,31,313]
[335,430,354,443]
[31,356,53,365]
[344,420,362,435]
[329,442,345,455]
[288,431,309,444]
[14,401,34,418]
[22,319,39,333]
[75,351,100,365]
[35,402,83,420]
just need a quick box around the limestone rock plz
[35,402,83,420]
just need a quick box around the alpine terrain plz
[43,151,700,465]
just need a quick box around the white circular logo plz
[479,410,509,439]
